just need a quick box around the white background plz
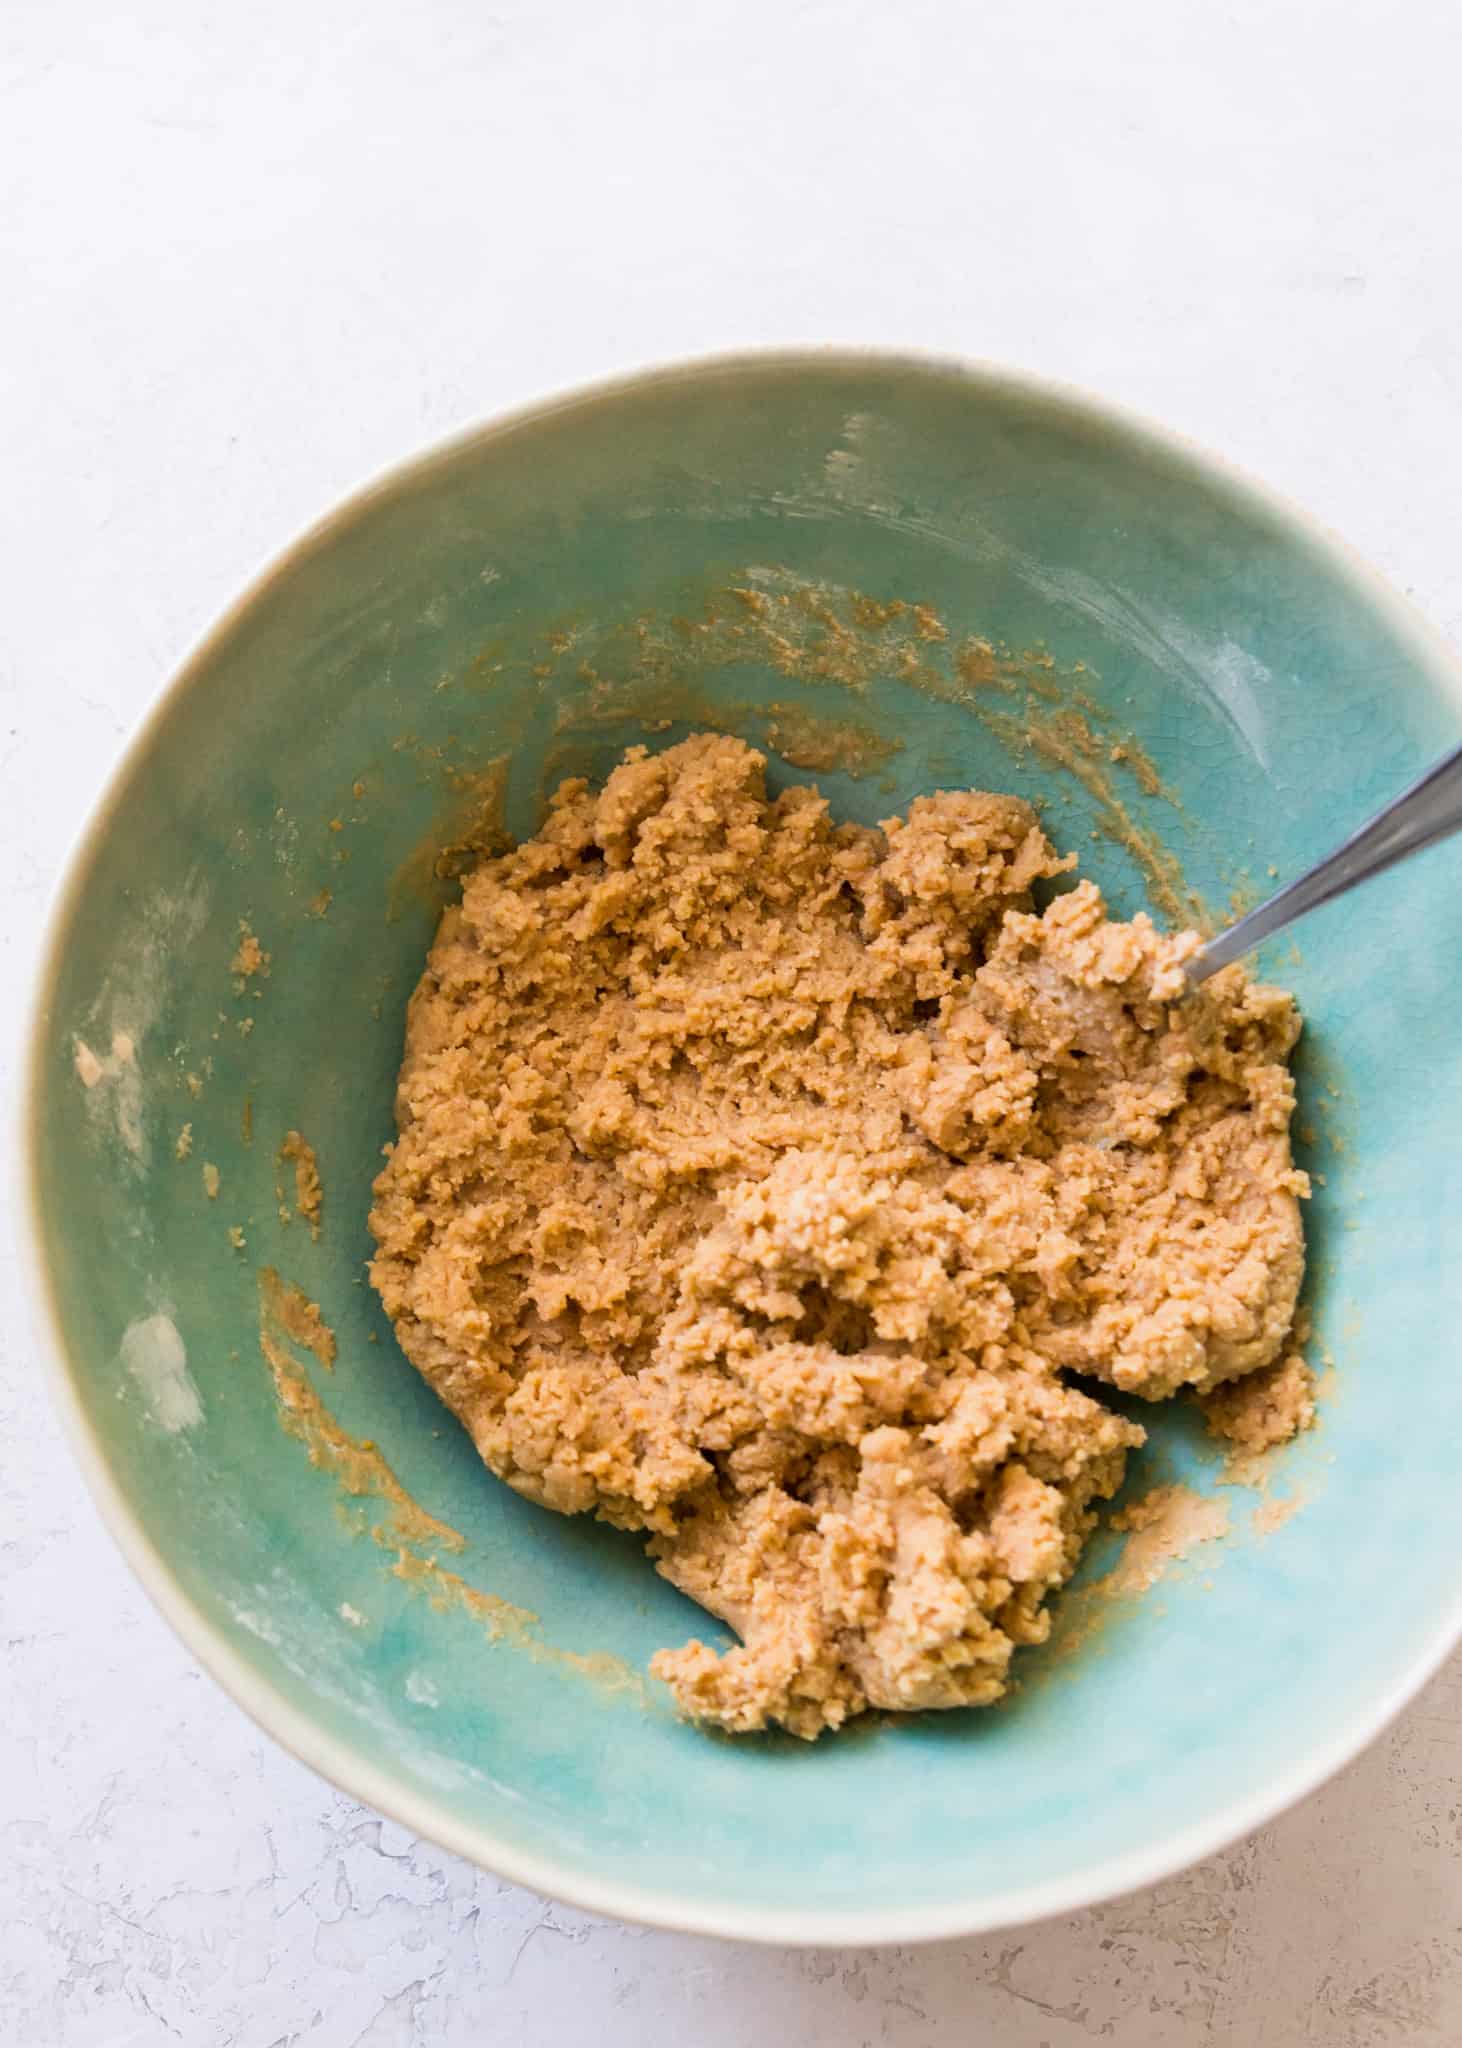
[4,2,1462,2041]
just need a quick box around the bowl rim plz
[21,343,1462,1947]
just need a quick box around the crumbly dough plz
[279,1130,324,1240]
[369,735,1308,1737]
[1200,1350,1316,1451]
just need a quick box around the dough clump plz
[370,735,1307,1737]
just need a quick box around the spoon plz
[1183,739,1462,985]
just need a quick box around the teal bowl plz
[26,352,1462,1944]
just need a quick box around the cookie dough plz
[369,735,1308,1737]
[1200,1349,1316,1451]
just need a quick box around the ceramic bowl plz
[26,352,1462,1943]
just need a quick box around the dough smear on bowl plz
[369,734,1308,1738]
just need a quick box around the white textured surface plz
[4,2,1462,2039]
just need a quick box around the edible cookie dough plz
[369,735,1308,1737]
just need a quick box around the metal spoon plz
[1183,739,1462,984]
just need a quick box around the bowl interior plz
[30,356,1462,1940]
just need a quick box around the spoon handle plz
[1184,738,1462,984]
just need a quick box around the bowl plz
[26,350,1462,1945]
